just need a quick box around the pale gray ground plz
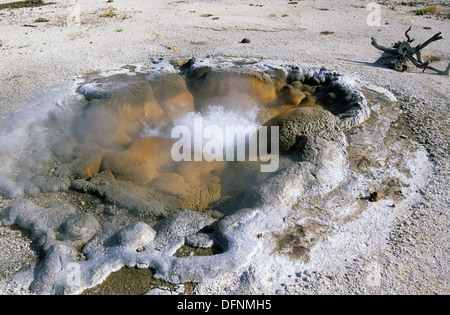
[0,0,448,294]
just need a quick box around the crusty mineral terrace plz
[0,58,429,294]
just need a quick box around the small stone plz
[61,213,101,245]
[185,233,214,248]
[116,222,157,248]
[369,192,380,202]
[240,38,251,44]
[167,45,180,51]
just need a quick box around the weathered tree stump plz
[371,27,450,75]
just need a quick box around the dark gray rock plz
[185,233,215,248]
[59,213,101,246]
[286,69,305,84]
[25,176,71,195]
[264,107,344,153]
[317,80,371,129]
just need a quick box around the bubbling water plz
[143,104,261,156]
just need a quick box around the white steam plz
[143,104,261,159]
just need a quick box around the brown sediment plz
[273,223,330,263]
[174,244,223,257]
[148,73,195,124]
[81,267,197,295]
[100,137,177,184]
[275,84,307,106]
[186,69,277,112]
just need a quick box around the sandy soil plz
[0,0,448,295]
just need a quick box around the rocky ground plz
[0,0,448,295]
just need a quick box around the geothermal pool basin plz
[0,58,429,295]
